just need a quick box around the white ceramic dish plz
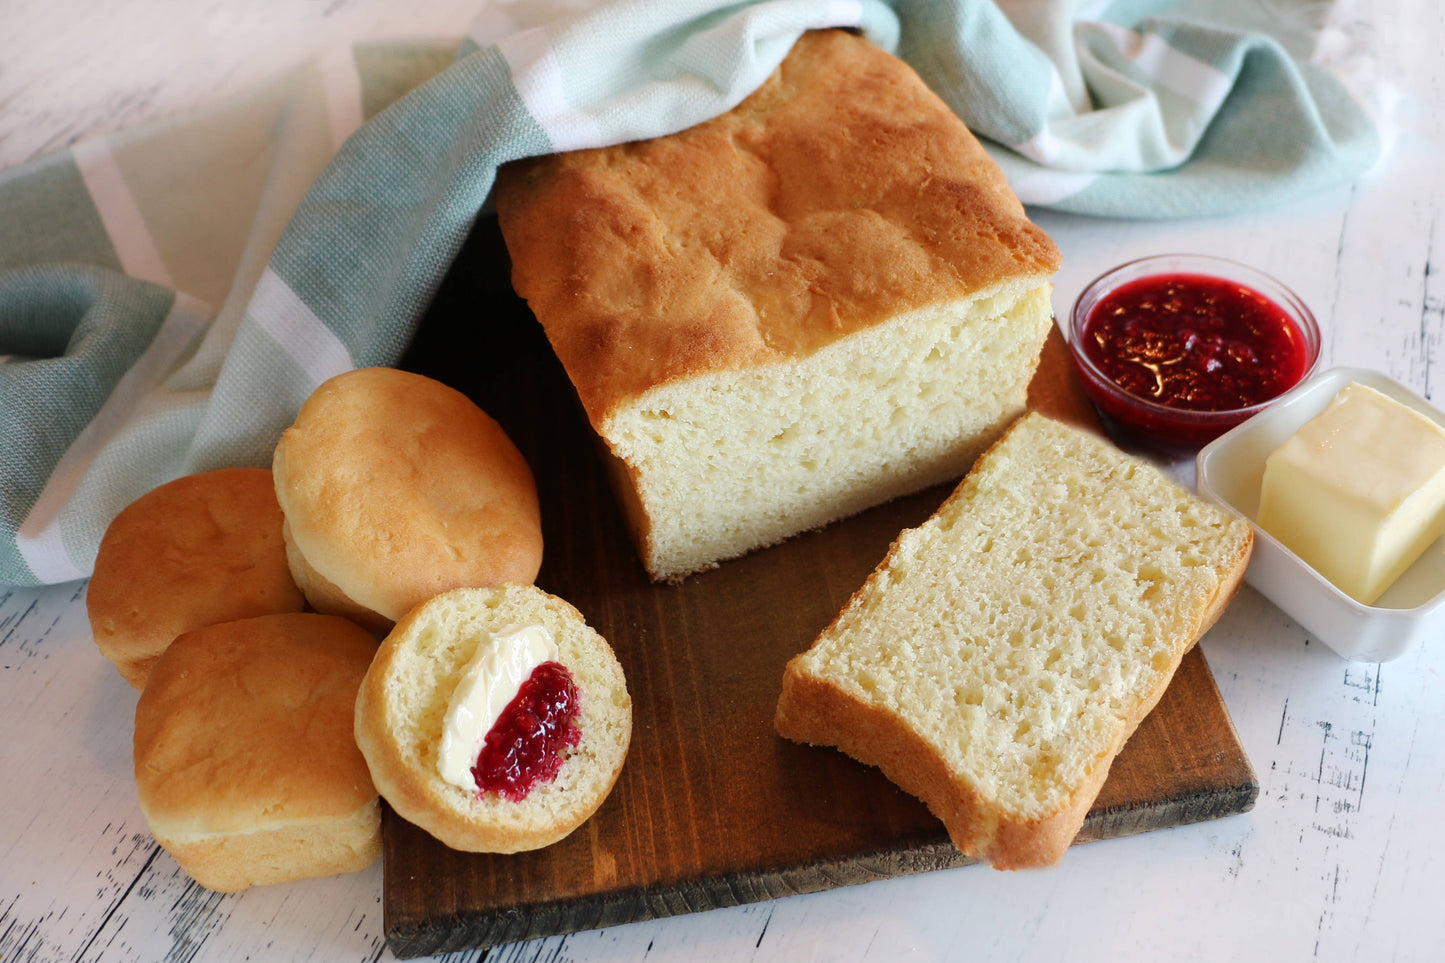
[1196,366,1445,662]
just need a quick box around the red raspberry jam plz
[1080,273,1311,413]
[472,661,581,801]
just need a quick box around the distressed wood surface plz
[2,1,1443,962]
[375,225,1257,957]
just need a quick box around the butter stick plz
[1258,382,1445,604]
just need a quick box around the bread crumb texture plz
[607,286,1054,578]
[776,413,1252,868]
[355,584,632,853]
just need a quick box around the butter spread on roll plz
[438,623,560,791]
[354,584,631,853]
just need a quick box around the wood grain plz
[385,219,1259,959]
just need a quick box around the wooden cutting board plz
[384,219,1259,958]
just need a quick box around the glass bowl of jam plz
[1067,254,1320,451]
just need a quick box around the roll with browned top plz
[273,367,543,633]
[87,467,305,689]
[133,612,381,892]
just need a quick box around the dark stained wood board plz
[385,217,1259,958]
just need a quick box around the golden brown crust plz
[133,612,381,891]
[777,662,1134,868]
[149,800,381,894]
[495,29,1061,429]
[87,467,306,690]
[272,368,544,626]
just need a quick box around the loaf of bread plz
[775,413,1253,869]
[133,613,381,892]
[495,29,1061,582]
[354,584,631,853]
[88,468,306,689]
[272,367,544,634]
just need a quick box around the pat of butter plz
[1258,382,1445,604]
[438,624,558,791]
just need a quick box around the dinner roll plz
[87,467,305,689]
[355,584,632,853]
[272,368,543,634]
[133,613,381,892]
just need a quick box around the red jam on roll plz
[473,661,581,801]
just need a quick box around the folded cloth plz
[0,0,1380,586]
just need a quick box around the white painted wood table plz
[3,1,1442,960]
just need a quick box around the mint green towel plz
[0,0,1378,585]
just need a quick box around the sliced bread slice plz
[774,412,1252,869]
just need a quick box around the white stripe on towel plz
[497,26,604,152]
[1094,22,1233,116]
[246,267,354,386]
[72,138,174,288]
[1008,167,1100,206]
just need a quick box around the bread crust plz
[495,29,1061,431]
[354,584,632,853]
[272,367,543,627]
[87,467,305,689]
[133,612,381,892]
[775,413,1253,869]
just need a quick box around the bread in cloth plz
[354,584,632,853]
[775,413,1253,869]
[133,612,381,892]
[87,467,306,690]
[495,28,1061,582]
[272,367,543,634]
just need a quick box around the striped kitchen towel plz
[0,0,1380,586]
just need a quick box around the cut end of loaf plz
[776,412,1253,869]
[606,282,1056,581]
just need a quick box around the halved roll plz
[354,584,632,853]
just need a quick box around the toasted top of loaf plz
[495,29,1061,429]
[776,413,1252,869]
[134,613,379,841]
[272,368,543,625]
[88,467,305,689]
[354,584,632,853]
